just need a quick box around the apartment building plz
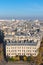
[6,35,41,57]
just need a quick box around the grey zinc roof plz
[6,42,37,46]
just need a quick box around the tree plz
[15,55,20,61]
[35,45,43,65]
[35,54,42,65]
[27,55,34,63]
[30,55,34,62]
[8,57,15,61]
[23,55,27,61]
[40,37,43,47]
[0,30,4,43]
[0,30,4,61]
[27,56,31,62]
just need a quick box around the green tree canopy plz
[0,30,4,43]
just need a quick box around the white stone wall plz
[6,45,39,57]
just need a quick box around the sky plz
[0,0,43,19]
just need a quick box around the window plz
[9,50,10,52]
[11,47,14,49]
[28,50,29,52]
[18,50,21,52]
[15,50,16,52]
[7,53,10,55]
[22,50,25,52]
[18,53,21,55]
[18,47,21,49]
[7,47,8,49]
[35,50,36,52]
[30,47,31,49]
[7,50,10,52]
[33,47,36,49]
[33,50,34,52]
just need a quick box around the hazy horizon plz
[0,0,43,18]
